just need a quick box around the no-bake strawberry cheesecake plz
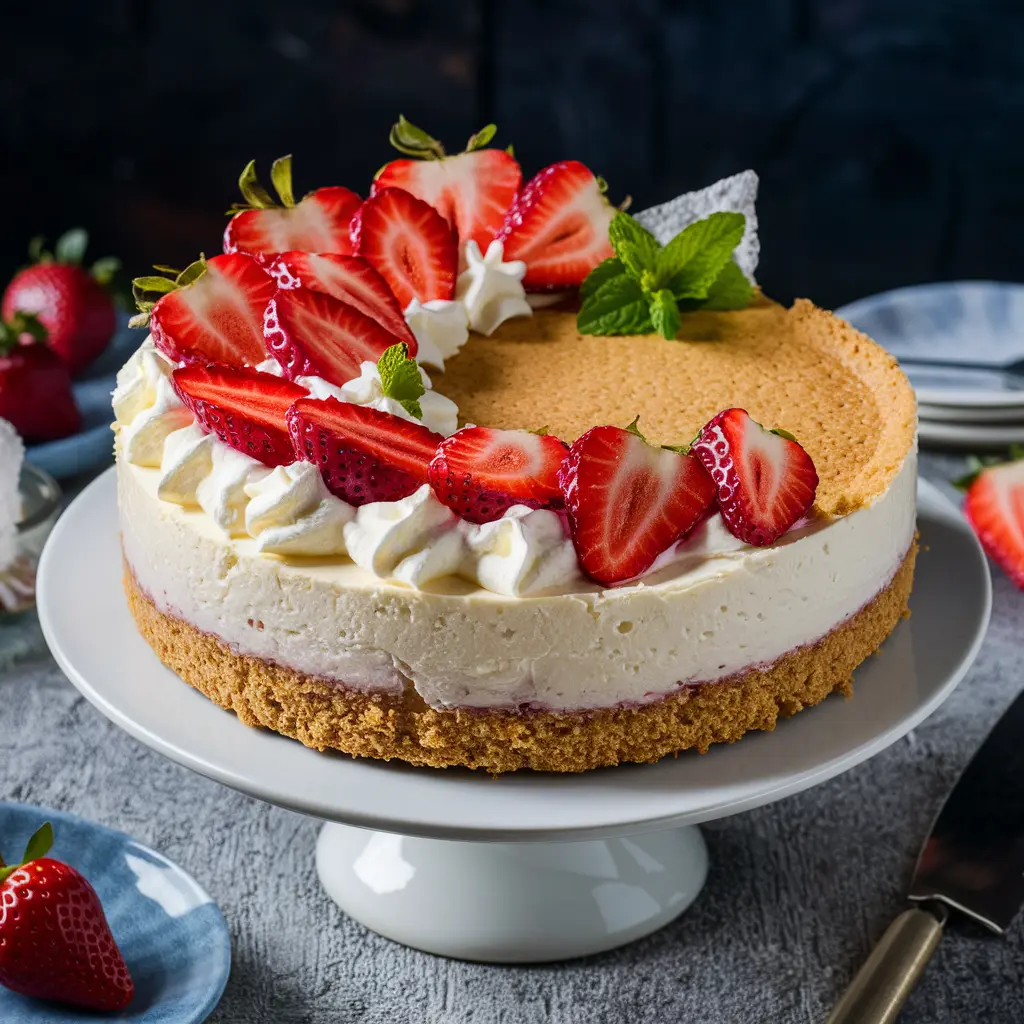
[114,119,917,772]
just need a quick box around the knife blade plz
[908,686,1024,933]
[829,687,1024,1024]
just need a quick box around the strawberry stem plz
[0,821,53,884]
[130,257,208,328]
[388,114,446,160]
[0,311,48,355]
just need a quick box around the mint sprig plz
[377,343,425,419]
[577,211,753,339]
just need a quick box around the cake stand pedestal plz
[316,823,707,961]
[38,472,991,963]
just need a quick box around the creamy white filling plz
[118,448,917,712]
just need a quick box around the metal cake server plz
[829,687,1024,1024]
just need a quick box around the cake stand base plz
[316,822,708,962]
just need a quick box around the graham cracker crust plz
[123,544,916,773]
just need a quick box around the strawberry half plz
[373,117,521,254]
[428,426,567,524]
[559,424,717,586]
[132,253,275,366]
[691,408,818,547]
[496,160,615,291]
[172,363,305,467]
[350,187,458,309]
[964,459,1024,589]
[223,156,361,258]
[288,397,443,505]
[265,252,416,349]
[265,287,407,386]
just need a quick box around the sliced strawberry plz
[223,156,360,258]
[496,160,615,291]
[140,253,275,366]
[691,408,818,547]
[265,287,406,386]
[288,397,443,505]
[558,424,717,586]
[172,363,305,467]
[964,460,1024,589]
[374,119,521,253]
[428,427,567,524]
[350,187,458,309]
[265,252,416,350]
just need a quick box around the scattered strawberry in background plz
[0,312,81,441]
[350,187,458,309]
[266,251,417,347]
[289,398,443,504]
[130,253,275,366]
[691,407,818,547]
[429,426,567,524]
[956,448,1024,589]
[558,419,717,585]
[173,364,305,467]
[1,229,119,376]
[497,160,615,291]
[0,821,134,1012]
[223,155,361,258]
[374,116,522,256]
[265,287,414,385]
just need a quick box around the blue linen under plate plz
[25,316,139,480]
[836,280,1024,397]
[0,802,230,1023]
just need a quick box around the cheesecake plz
[115,126,916,772]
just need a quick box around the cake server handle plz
[827,903,947,1024]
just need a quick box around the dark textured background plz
[3,1,1024,309]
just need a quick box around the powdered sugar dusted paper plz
[636,170,760,284]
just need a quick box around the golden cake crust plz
[437,298,916,516]
[123,543,916,774]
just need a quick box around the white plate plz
[919,403,1024,425]
[837,281,1024,408]
[37,469,991,842]
[918,419,1024,449]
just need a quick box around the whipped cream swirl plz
[455,240,532,336]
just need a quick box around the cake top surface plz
[437,296,916,516]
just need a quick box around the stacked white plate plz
[837,282,1024,449]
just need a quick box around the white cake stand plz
[37,471,991,962]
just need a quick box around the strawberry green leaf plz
[55,228,88,266]
[577,275,653,336]
[580,257,626,300]
[270,155,295,207]
[22,822,54,865]
[91,256,121,286]
[660,212,745,300]
[236,160,277,211]
[389,115,446,160]
[702,259,754,311]
[377,342,425,419]
[770,427,798,442]
[624,415,649,442]
[649,288,681,340]
[608,213,660,275]
[466,124,498,152]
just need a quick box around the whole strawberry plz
[2,229,119,376]
[0,822,134,1011]
[0,313,81,441]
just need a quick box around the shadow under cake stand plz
[38,471,991,963]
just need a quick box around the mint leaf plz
[577,275,653,335]
[377,342,425,419]
[702,259,754,310]
[660,212,745,300]
[580,257,626,299]
[608,213,660,273]
[649,289,681,340]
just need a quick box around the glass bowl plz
[0,463,62,615]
